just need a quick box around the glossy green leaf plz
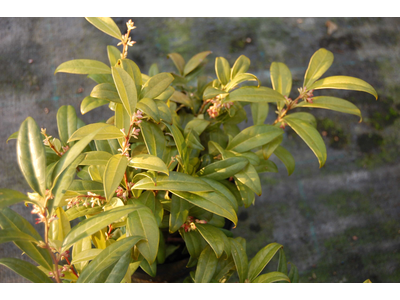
[71,236,92,273]
[308,76,378,100]
[129,154,169,175]
[227,124,284,153]
[234,163,262,196]
[68,123,124,142]
[304,48,334,88]
[213,256,236,283]
[184,51,212,76]
[102,250,131,283]
[262,135,283,160]
[215,57,230,85]
[81,151,113,166]
[296,96,362,121]
[235,180,254,208]
[140,257,157,277]
[107,45,121,67]
[140,120,166,161]
[172,190,237,227]
[254,159,278,173]
[71,248,102,265]
[277,248,288,275]
[155,86,175,101]
[270,62,292,97]
[67,180,105,196]
[141,72,174,99]
[181,229,206,262]
[201,178,238,213]
[225,73,260,92]
[138,191,163,227]
[95,139,120,155]
[103,154,129,202]
[49,207,71,242]
[203,86,229,100]
[154,100,173,124]
[248,242,283,282]
[0,258,53,283]
[90,83,121,103]
[196,224,225,258]
[274,146,295,176]
[148,63,159,77]
[57,105,77,146]
[65,206,103,221]
[252,271,291,283]
[231,55,250,79]
[121,59,142,97]
[230,238,248,283]
[185,129,204,151]
[285,112,317,128]
[284,117,326,168]
[88,73,114,84]
[288,262,299,283]
[17,117,47,197]
[170,90,193,108]
[55,59,111,75]
[250,102,269,126]
[81,96,109,115]
[224,86,286,104]
[195,245,218,283]
[184,119,210,136]
[6,131,18,143]
[0,229,39,244]
[77,236,143,283]
[169,195,191,233]
[85,17,122,40]
[0,189,29,210]
[126,202,159,264]
[167,52,185,75]
[62,205,139,251]
[112,66,138,116]
[137,98,160,123]
[0,208,53,270]
[163,122,189,172]
[197,157,248,180]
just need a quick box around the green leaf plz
[140,120,166,161]
[195,245,218,283]
[235,179,255,208]
[283,117,326,168]
[0,189,29,209]
[77,236,143,283]
[304,48,334,88]
[17,117,46,197]
[270,62,292,97]
[6,131,18,143]
[102,250,131,283]
[129,154,169,175]
[62,205,140,251]
[90,83,121,103]
[251,102,269,126]
[49,207,71,242]
[71,236,92,273]
[137,98,160,123]
[273,146,295,176]
[88,74,114,84]
[231,55,250,79]
[185,129,204,151]
[224,86,286,104]
[230,238,248,283]
[107,45,121,67]
[81,151,113,166]
[121,59,142,97]
[68,123,124,142]
[154,100,173,124]
[288,263,299,283]
[169,195,191,233]
[148,63,159,77]
[285,112,317,128]
[184,119,210,136]
[248,242,283,282]
[308,76,378,100]
[65,206,103,221]
[71,248,103,265]
[167,52,185,75]
[227,124,284,153]
[85,17,122,40]
[215,57,230,85]
[126,202,159,264]
[234,163,262,196]
[138,191,163,227]
[57,105,77,146]
[170,90,193,108]
[202,86,229,100]
[225,73,260,92]
[0,229,39,244]
[67,180,105,196]
[55,59,111,75]
[163,122,189,173]
[112,66,138,116]
[81,96,109,115]
[184,51,212,76]
[261,135,283,160]
[252,271,290,283]
[140,257,157,277]
[364,279,372,283]
[197,157,248,180]
[181,229,206,261]
[172,190,237,227]
[296,96,362,121]
[0,208,53,270]
[0,258,53,283]
[133,171,212,192]
[201,178,238,213]
[103,154,129,202]
[277,248,288,275]
[155,86,175,101]
[141,73,174,99]
[196,224,225,258]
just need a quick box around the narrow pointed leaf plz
[288,263,299,283]
[68,123,124,142]
[81,151,112,166]
[248,242,283,282]
[77,235,143,283]
[112,66,138,116]
[55,59,111,75]
[231,55,250,79]
[234,163,262,196]
[262,135,283,160]
[202,86,228,100]
[304,48,334,88]
[195,245,218,283]
[71,248,103,265]
[137,98,160,123]
[196,224,225,258]
[215,57,230,85]
[90,83,121,103]
[252,271,290,283]
[57,105,77,146]
[167,53,185,75]
[0,258,53,283]
[140,120,166,161]
[184,51,212,76]
[154,100,173,124]
[224,86,286,104]
[121,59,142,97]
[104,154,129,202]
[129,154,169,175]
[0,189,30,209]
[17,117,46,197]
[0,229,38,244]
[270,62,292,97]
[184,119,210,136]
[197,157,248,180]
[225,73,260,91]
[107,45,121,67]
[6,131,18,143]
[169,195,191,233]
[170,90,193,108]
[285,112,317,128]
[235,180,255,208]
[230,238,248,283]
[85,17,122,40]
[81,96,109,115]
[273,146,295,176]
[163,122,189,172]
[103,250,131,283]
[141,73,174,99]
[251,102,269,126]
[277,248,288,275]
[201,178,238,213]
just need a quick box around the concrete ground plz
[1,17,399,282]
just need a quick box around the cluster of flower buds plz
[119,137,131,158]
[60,145,69,155]
[49,264,71,279]
[207,98,234,119]
[181,216,207,232]
[298,86,314,103]
[66,192,105,209]
[117,19,136,59]
[59,250,70,261]
[131,110,143,126]
[116,186,128,201]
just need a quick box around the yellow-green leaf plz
[103,154,129,202]
[248,242,283,282]
[68,123,124,142]
[215,57,230,85]
[184,51,212,76]
[107,45,121,67]
[224,86,286,104]
[231,55,250,79]
[85,17,122,40]
[55,59,111,75]
[81,96,109,115]
[129,154,169,175]
[252,271,290,283]
[167,53,185,75]
[304,48,334,88]
[112,66,138,117]
[270,62,292,97]
[141,73,174,99]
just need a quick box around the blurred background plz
[1,17,399,282]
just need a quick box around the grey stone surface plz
[1,17,399,282]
